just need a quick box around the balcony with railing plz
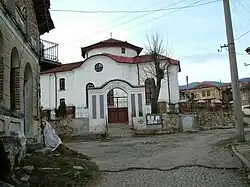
[40,39,59,62]
[40,39,61,72]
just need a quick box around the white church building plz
[40,38,181,133]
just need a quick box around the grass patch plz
[12,149,100,187]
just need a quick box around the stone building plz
[0,0,54,141]
[240,82,250,107]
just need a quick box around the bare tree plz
[140,33,174,114]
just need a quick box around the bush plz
[54,102,67,119]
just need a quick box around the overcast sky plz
[42,0,250,85]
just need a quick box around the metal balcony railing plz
[40,39,59,62]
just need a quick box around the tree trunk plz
[151,97,158,114]
[151,78,161,114]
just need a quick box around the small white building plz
[40,38,181,133]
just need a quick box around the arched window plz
[107,89,114,106]
[145,78,155,104]
[10,47,20,111]
[59,78,65,90]
[60,98,65,105]
[86,83,95,108]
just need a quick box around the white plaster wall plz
[57,72,75,105]
[40,71,75,109]
[86,47,138,58]
[72,55,138,106]
[40,74,54,109]
[165,65,180,103]
[138,62,180,104]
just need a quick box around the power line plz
[122,0,221,32]
[51,0,219,14]
[103,0,168,27]
[62,0,219,48]
[61,0,189,47]
[236,52,248,56]
[235,30,250,40]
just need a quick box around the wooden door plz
[108,107,128,124]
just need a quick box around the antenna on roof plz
[110,32,112,38]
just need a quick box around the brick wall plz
[14,68,21,110]
[4,0,40,45]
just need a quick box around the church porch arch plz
[87,79,145,133]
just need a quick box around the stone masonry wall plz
[162,113,181,132]
[198,111,234,130]
[47,118,74,138]
[0,135,25,171]
[4,0,40,42]
[1,0,41,139]
[162,111,234,132]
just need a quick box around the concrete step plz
[108,131,134,138]
[107,123,134,138]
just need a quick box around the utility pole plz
[223,0,245,141]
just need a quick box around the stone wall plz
[1,4,41,141]
[161,111,234,132]
[197,111,234,130]
[0,135,26,171]
[0,114,26,171]
[48,119,73,137]
[0,115,24,136]
[70,118,89,135]
[162,113,181,132]
[3,0,40,43]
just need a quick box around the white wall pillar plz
[127,94,132,124]
[135,93,139,117]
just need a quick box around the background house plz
[180,84,221,103]
[0,0,54,141]
[240,82,250,106]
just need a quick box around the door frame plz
[107,95,128,123]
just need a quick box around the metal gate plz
[108,95,128,124]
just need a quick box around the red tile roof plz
[40,61,83,74]
[40,53,180,74]
[191,84,218,90]
[81,38,143,57]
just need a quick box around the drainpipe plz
[54,73,57,108]
[136,63,140,85]
[166,64,171,104]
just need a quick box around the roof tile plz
[41,53,180,74]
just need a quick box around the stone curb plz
[231,144,250,170]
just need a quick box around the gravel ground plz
[99,167,247,187]
[67,128,250,187]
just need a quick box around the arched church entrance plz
[87,79,146,134]
[107,88,128,124]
